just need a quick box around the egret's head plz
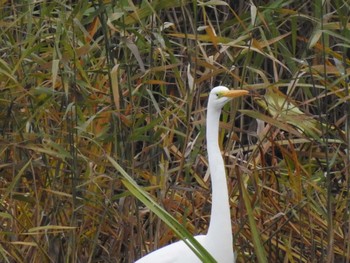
[208,86,249,109]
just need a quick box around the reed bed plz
[0,1,349,262]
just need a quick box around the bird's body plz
[134,235,205,263]
[136,86,248,263]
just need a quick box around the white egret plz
[136,86,249,263]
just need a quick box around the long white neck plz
[206,105,233,247]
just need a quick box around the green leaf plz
[240,180,268,263]
[107,155,217,263]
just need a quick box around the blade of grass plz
[107,154,216,263]
[240,177,267,263]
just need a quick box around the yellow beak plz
[221,89,249,98]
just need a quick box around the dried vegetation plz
[0,0,349,262]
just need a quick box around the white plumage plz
[136,86,248,263]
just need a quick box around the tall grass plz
[0,1,349,262]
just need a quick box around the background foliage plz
[1,0,349,262]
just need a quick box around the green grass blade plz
[107,154,216,263]
[240,179,267,263]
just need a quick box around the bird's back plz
[135,234,235,263]
[135,235,206,263]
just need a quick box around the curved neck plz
[206,106,232,244]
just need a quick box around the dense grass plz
[1,0,349,262]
